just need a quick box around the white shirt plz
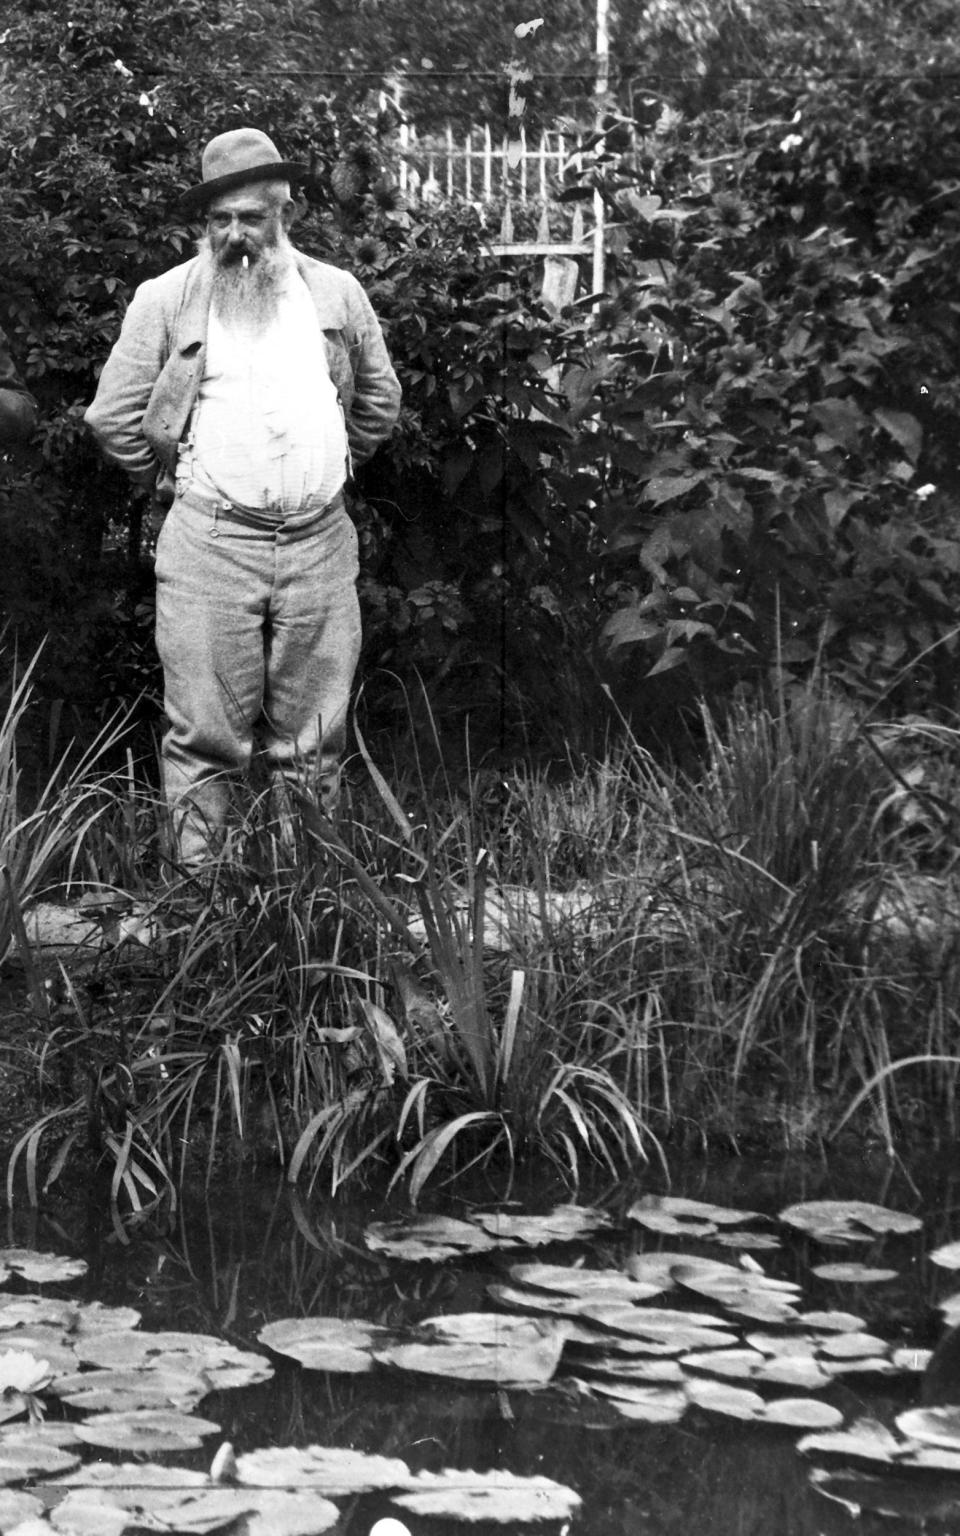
[188,268,348,513]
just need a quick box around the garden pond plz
[4,1147,960,1534]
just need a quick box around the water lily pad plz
[811,1262,900,1283]
[0,1434,80,1485]
[624,1252,695,1285]
[0,1249,87,1286]
[373,1316,566,1386]
[779,1200,922,1244]
[506,1262,664,1304]
[584,1380,688,1423]
[73,1408,221,1453]
[575,1306,738,1353]
[929,1239,960,1270]
[684,1377,767,1420]
[797,1417,902,1466]
[708,1232,783,1252]
[364,1216,503,1263]
[74,1330,273,1389]
[628,1195,762,1237]
[897,1405,960,1451]
[257,1317,391,1373]
[891,1346,932,1374]
[0,1298,77,1332]
[820,1355,899,1379]
[391,1467,582,1523]
[818,1330,890,1359]
[746,1332,820,1358]
[753,1355,834,1391]
[0,1489,44,1528]
[472,1205,613,1245]
[570,1352,685,1384]
[52,1483,341,1535]
[680,1347,766,1381]
[235,1445,412,1496]
[761,1397,844,1430]
[52,1366,210,1411]
[795,1309,866,1332]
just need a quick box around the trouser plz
[154,487,361,867]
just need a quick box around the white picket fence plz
[397,121,599,267]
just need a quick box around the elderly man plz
[86,128,401,865]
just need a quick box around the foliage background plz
[2,0,960,765]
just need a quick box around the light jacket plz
[84,250,401,502]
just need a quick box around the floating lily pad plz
[795,1309,866,1332]
[0,1422,82,1449]
[0,1249,87,1286]
[373,1316,566,1386]
[761,1397,844,1430]
[754,1355,834,1391]
[0,1298,77,1332]
[891,1346,932,1374]
[670,1262,801,1324]
[929,1239,960,1270]
[746,1332,820,1358]
[779,1200,922,1244]
[811,1262,900,1283]
[472,1205,613,1245]
[257,1317,392,1374]
[51,1366,210,1411]
[576,1357,686,1385]
[575,1306,738,1353]
[506,1262,665,1304]
[820,1355,899,1379]
[52,1482,341,1536]
[74,1330,273,1389]
[0,1489,44,1528]
[797,1417,902,1466]
[708,1231,783,1252]
[73,1408,221,1453]
[680,1348,766,1382]
[897,1405,960,1451]
[391,1467,582,1524]
[235,1444,413,1496]
[684,1377,767,1420]
[364,1216,503,1263]
[628,1195,763,1237]
[584,1380,688,1423]
[0,1434,80,1485]
[818,1330,890,1359]
[624,1252,695,1285]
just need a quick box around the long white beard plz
[198,231,296,335]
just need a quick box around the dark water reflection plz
[6,1141,960,1536]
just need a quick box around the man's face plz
[205,184,289,268]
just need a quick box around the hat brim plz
[178,160,308,216]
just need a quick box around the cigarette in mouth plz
[242,254,249,271]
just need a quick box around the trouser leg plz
[259,504,362,817]
[154,501,271,866]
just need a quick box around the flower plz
[0,1350,52,1396]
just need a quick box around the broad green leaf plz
[778,1200,921,1243]
[52,1366,210,1411]
[584,1380,688,1422]
[506,1261,664,1304]
[684,1377,767,1419]
[235,1444,412,1496]
[364,1215,503,1263]
[897,1405,960,1452]
[392,1467,582,1523]
[0,1249,87,1285]
[811,1263,899,1283]
[257,1317,391,1373]
[74,1409,221,1452]
[0,1434,79,1484]
[373,1317,565,1386]
[929,1239,960,1270]
[472,1204,613,1245]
